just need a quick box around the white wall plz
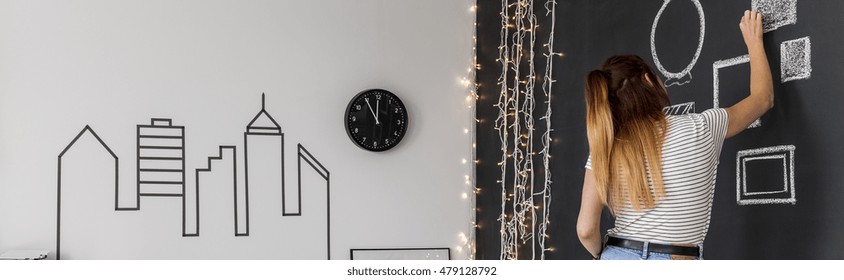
[0,0,475,259]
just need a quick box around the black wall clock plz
[345,89,408,152]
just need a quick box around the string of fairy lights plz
[495,0,513,260]
[494,0,558,260]
[537,0,557,260]
[458,0,480,260]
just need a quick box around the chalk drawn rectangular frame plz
[713,54,760,128]
[736,145,796,205]
[752,0,797,33]
[781,36,812,83]
[350,248,451,260]
[742,155,788,196]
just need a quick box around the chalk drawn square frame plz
[742,154,788,196]
[736,145,796,206]
[752,0,797,33]
[713,55,761,128]
[349,248,451,260]
[781,36,812,83]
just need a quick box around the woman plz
[576,10,773,260]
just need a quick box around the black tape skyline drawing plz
[55,93,333,260]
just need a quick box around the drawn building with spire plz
[238,94,290,236]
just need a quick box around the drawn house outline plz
[56,125,119,260]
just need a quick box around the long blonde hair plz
[585,55,670,213]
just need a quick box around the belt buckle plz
[640,241,649,259]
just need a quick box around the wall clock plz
[345,89,408,152]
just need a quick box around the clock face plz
[345,89,408,152]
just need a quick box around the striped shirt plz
[585,108,729,245]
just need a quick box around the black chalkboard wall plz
[476,0,844,259]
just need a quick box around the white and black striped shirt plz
[586,108,729,245]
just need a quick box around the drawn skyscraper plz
[239,94,287,236]
[136,118,196,236]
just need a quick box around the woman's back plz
[587,109,728,245]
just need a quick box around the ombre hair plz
[585,55,670,213]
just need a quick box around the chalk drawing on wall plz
[137,119,186,197]
[650,0,706,87]
[350,248,450,260]
[56,125,118,259]
[193,146,237,237]
[736,145,796,206]
[712,54,761,128]
[298,143,331,259]
[663,101,696,115]
[752,0,797,33]
[781,36,812,83]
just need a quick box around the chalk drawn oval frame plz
[650,0,705,86]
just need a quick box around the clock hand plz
[365,98,380,124]
[376,98,380,121]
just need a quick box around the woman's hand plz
[725,10,774,139]
[739,10,764,50]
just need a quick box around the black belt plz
[605,236,700,257]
